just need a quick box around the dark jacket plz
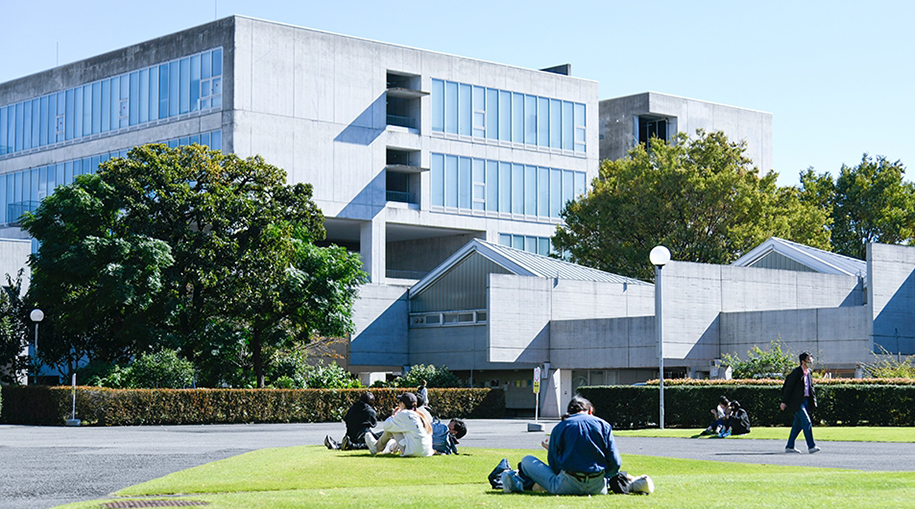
[726,408,751,435]
[344,401,377,442]
[781,366,817,413]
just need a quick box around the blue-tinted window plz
[92,82,102,134]
[431,79,444,132]
[550,168,562,217]
[486,89,498,140]
[71,89,81,139]
[486,160,498,212]
[445,155,458,207]
[100,80,110,132]
[459,157,471,209]
[538,167,549,217]
[32,99,41,147]
[445,81,458,134]
[148,67,159,121]
[22,101,32,148]
[511,163,523,214]
[139,70,149,123]
[169,61,180,117]
[562,170,574,209]
[459,84,471,136]
[538,97,549,147]
[512,235,524,250]
[499,233,512,246]
[562,101,573,150]
[574,103,586,153]
[129,72,139,125]
[499,91,511,141]
[472,86,485,137]
[538,238,550,256]
[525,95,537,145]
[472,158,485,211]
[574,172,586,200]
[550,99,561,148]
[524,165,536,215]
[159,64,169,119]
[39,96,49,146]
[512,93,524,143]
[190,55,200,112]
[499,162,511,213]
[0,107,7,154]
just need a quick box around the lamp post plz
[649,246,670,429]
[30,309,44,386]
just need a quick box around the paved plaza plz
[2,420,914,509]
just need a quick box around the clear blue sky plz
[3,0,912,186]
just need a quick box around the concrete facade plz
[599,92,773,171]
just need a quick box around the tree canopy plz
[553,130,831,280]
[22,144,365,386]
[799,154,915,260]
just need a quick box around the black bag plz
[488,458,511,490]
[607,471,631,494]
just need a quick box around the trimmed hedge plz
[0,386,503,426]
[578,382,915,429]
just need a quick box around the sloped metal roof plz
[731,237,867,277]
[409,239,650,299]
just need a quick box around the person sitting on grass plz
[718,400,751,438]
[432,418,467,455]
[324,391,379,451]
[365,392,434,457]
[701,395,730,435]
[501,395,622,495]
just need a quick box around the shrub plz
[720,340,796,379]
[394,364,463,388]
[304,362,361,389]
[129,349,196,388]
[862,346,915,378]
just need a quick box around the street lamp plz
[649,246,670,430]
[30,309,44,386]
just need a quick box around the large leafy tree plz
[0,270,31,384]
[23,144,365,386]
[553,130,830,281]
[799,154,915,260]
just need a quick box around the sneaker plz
[700,429,713,436]
[341,435,352,451]
[630,475,654,494]
[501,470,524,493]
[718,430,731,438]
[785,447,801,454]
[808,446,821,454]
[324,435,339,450]
[364,432,378,455]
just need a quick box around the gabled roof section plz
[731,237,867,277]
[409,239,650,299]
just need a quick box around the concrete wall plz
[868,243,915,354]
[0,239,31,288]
[662,261,865,368]
[349,283,410,369]
[599,92,773,172]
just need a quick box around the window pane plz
[139,69,149,123]
[211,130,221,150]
[190,55,200,112]
[71,88,81,138]
[486,89,498,140]
[538,237,550,256]
[550,168,562,217]
[445,81,458,134]
[499,90,511,141]
[459,156,471,209]
[160,64,170,118]
[429,154,445,207]
[64,90,73,141]
[129,72,139,125]
[525,95,537,145]
[524,165,536,215]
[499,233,512,246]
[32,99,41,147]
[148,67,159,121]
[0,107,7,154]
[562,101,573,150]
[39,96,49,145]
[179,57,190,114]
[512,164,523,214]
[499,162,511,213]
[92,82,102,134]
[525,236,537,254]
[212,48,223,76]
[82,86,91,136]
[202,50,212,79]
[472,86,485,137]
[574,103,586,152]
[512,93,524,143]
[109,78,119,130]
[550,99,561,148]
[486,160,498,212]
[562,170,574,209]
[538,167,549,218]
[459,83,471,136]
[538,97,549,147]
[574,172,586,199]
[445,155,458,207]
[22,101,32,148]
[431,79,444,132]
[512,235,524,250]
[472,158,485,211]
[169,61,180,117]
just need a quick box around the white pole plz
[656,264,664,430]
[71,373,77,420]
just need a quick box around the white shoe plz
[365,433,378,455]
[785,447,801,454]
[500,470,523,493]
[808,446,821,454]
[630,475,654,494]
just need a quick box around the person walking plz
[504,396,622,495]
[780,352,820,454]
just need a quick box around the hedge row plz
[578,383,915,429]
[0,386,504,426]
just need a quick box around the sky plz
[2,0,913,186]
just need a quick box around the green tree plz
[304,361,362,389]
[720,340,796,379]
[395,364,463,388]
[553,130,830,280]
[23,144,364,386]
[800,154,915,260]
[128,348,196,388]
[0,270,31,384]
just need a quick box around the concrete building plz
[599,91,773,171]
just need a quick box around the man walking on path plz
[780,352,820,454]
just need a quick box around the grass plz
[614,426,915,442]
[54,443,915,509]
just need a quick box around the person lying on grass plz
[365,392,434,457]
[501,395,622,495]
[432,418,466,455]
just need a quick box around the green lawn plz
[55,443,915,509]
[614,426,915,442]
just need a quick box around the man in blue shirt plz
[504,396,622,495]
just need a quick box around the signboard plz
[533,367,541,394]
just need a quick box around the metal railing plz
[386,114,417,129]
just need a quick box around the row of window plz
[410,310,487,328]
[431,79,586,153]
[430,153,586,219]
[0,48,223,157]
[0,130,221,225]
[498,234,552,257]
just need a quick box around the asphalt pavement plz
[2,420,914,509]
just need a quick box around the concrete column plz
[540,367,567,418]
[360,211,386,283]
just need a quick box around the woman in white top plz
[365,392,433,457]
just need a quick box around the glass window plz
[511,164,523,214]
[64,161,73,185]
[499,90,511,141]
[459,83,471,136]
[110,78,120,130]
[13,103,23,151]
[524,165,536,215]
[39,96,48,146]
[57,92,66,142]
[149,66,159,121]
[190,55,200,112]
[486,160,498,212]
[499,233,512,246]
[160,64,170,119]
[22,101,32,149]
[525,95,537,145]
[538,167,549,217]
[81,86,91,136]
[179,57,190,114]
[72,88,81,139]
[550,99,561,148]
[445,81,458,134]
[472,86,485,137]
[169,61,179,117]
[512,93,524,143]
[431,79,444,132]
[525,236,537,254]
[459,156,471,209]
[211,130,221,150]
[472,158,485,211]
[64,90,74,141]
[562,170,574,209]
[499,162,511,213]
[550,168,562,217]
[129,72,139,125]
[49,93,59,143]
[538,237,550,256]
[486,88,498,140]
[92,82,102,134]
[537,97,549,147]
[445,155,458,207]
[574,172,586,199]
[562,101,573,150]
[32,99,41,147]
[139,69,149,123]
[212,48,223,76]
[202,50,212,79]
[0,107,7,154]
[429,154,445,207]
[574,103,586,153]
[512,235,524,250]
